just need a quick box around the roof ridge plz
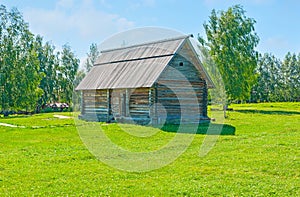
[100,34,192,53]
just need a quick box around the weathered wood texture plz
[128,88,151,124]
[80,88,152,124]
[80,46,209,124]
[154,54,208,124]
[77,36,212,124]
[80,54,209,124]
[81,89,110,121]
[110,88,151,124]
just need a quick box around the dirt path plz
[53,115,72,119]
[0,123,25,128]
[0,114,72,128]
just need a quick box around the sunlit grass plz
[0,102,299,196]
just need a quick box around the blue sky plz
[1,0,300,65]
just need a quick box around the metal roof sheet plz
[95,36,185,65]
[75,35,215,90]
[75,55,173,90]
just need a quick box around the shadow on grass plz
[235,109,300,115]
[159,123,235,135]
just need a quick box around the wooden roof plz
[76,35,214,90]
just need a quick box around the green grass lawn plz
[0,102,299,196]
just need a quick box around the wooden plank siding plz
[111,88,151,124]
[154,54,208,124]
[128,88,151,124]
[81,89,110,121]
[77,36,211,124]
[80,54,208,124]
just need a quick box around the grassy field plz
[0,102,299,196]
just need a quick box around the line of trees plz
[251,52,300,102]
[0,5,79,115]
[200,4,300,112]
[1,4,299,116]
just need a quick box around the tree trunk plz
[3,110,9,117]
[223,104,227,118]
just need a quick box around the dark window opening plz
[179,62,184,66]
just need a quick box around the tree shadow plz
[235,109,300,115]
[160,123,235,135]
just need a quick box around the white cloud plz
[98,0,112,8]
[129,0,156,10]
[23,0,134,43]
[69,8,134,38]
[22,0,135,58]
[57,0,74,9]
[23,8,69,36]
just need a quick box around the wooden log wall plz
[129,88,151,124]
[111,89,123,118]
[110,88,151,124]
[155,54,208,124]
[81,89,109,122]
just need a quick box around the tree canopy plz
[251,52,300,102]
[201,5,260,103]
[84,43,99,72]
[0,5,79,114]
[0,3,299,116]
[0,5,42,112]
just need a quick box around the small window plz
[179,62,184,66]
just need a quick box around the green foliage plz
[251,52,300,102]
[57,44,79,103]
[74,70,86,88]
[73,69,86,110]
[0,5,80,113]
[35,35,60,107]
[251,53,281,102]
[202,5,259,102]
[85,43,99,72]
[198,45,226,106]
[0,5,43,112]
[281,52,300,101]
[0,103,299,196]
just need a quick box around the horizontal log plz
[157,98,204,102]
[84,111,108,115]
[129,104,150,108]
[84,101,107,105]
[84,108,108,111]
[84,105,108,109]
[129,110,149,114]
[155,108,203,112]
[156,88,206,93]
[131,90,149,94]
[157,103,204,107]
[130,95,149,99]
[157,80,205,85]
[130,102,149,106]
[156,109,203,114]
[83,96,107,101]
[157,93,204,99]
